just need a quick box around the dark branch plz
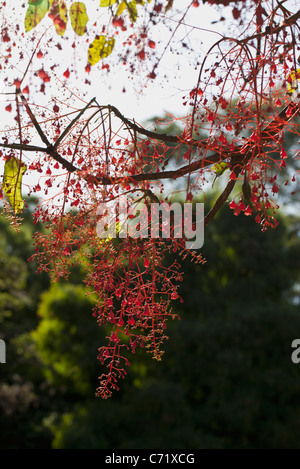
[0,142,47,153]
[105,104,205,147]
[0,98,298,228]
[240,8,300,44]
[18,92,52,148]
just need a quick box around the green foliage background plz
[0,193,300,449]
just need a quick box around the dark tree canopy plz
[0,0,299,397]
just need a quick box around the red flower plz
[280,148,287,159]
[244,205,252,216]
[112,17,124,28]
[232,7,240,19]
[138,49,145,60]
[38,69,50,83]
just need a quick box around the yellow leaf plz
[165,0,173,11]
[3,158,27,213]
[212,161,228,177]
[286,69,300,95]
[127,1,137,22]
[70,2,89,36]
[116,0,126,16]
[88,35,115,65]
[25,0,50,32]
[99,0,117,6]
[49,0,68,36]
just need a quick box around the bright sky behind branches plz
[0,1,225,123]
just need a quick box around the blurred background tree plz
[1,192,300,449]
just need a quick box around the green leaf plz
[70,2,89,36]
[88,35,115,65]
[127,1,137,22]
[99,0,117,6]
[242,175,252,203]
[25,0,50,32]
[212,161,228,177]
[49,0,68,36]
[3,158,27,213]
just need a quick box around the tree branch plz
[0,142,47,153]
[104,104,205,147]
[18,92,52,148]
[240,8,300,44]
[0,98,298,224]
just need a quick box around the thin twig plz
[53,98,97,150]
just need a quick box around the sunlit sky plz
[0,1,228,124]
[1,1,298,122]
[0,1,226,194]
[0,0,298,210]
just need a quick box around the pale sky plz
[0,1,227,206]
[0,1,225,123]
[0,0,298,209]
